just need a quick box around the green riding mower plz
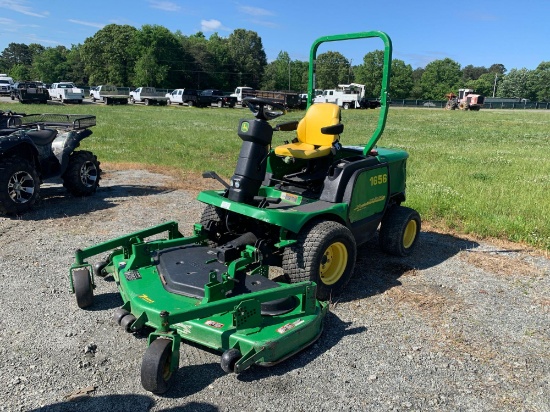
[69,31,420,394]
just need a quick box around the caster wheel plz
[113,308,130,325]
[120,314,137,332]
[221,348,242,373]
[73,268,93,308]
[93,260,109,277]
[141,338,178,394]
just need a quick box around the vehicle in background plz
[129,87,169,106]
[314,83,367,109]
[0,74,15,96]
[196,89,237,108]
[10,81,50,104]
[90,85,129,105]
[49,82,85,104]
[231,86,301,109]
[445,89,485,111]
[165,89,200,106]
[359,97,381,109]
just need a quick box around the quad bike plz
[0,110,101,215]
[69,31,420,394]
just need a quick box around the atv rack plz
[19,113,96,129]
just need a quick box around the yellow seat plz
[274,103,341,159]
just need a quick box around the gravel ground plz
[0,167,548,412]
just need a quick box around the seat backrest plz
[297,103,341,146]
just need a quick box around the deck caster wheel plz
[113,308,130,325]
[120,314,137,332]
[141,338,177,394]
[93,260,109,277]
[220,348,242,373]
[73,268,93,308]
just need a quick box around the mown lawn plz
[2,102,549,250]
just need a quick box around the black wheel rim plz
[80,161,98,187]
[8,171,35,204]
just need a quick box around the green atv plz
[69,30,420,394]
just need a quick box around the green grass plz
[2,103,549,251]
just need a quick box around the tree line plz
[1,24,549,101]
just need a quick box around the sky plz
[0,0,549,72]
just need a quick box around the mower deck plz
[70,221,327,383]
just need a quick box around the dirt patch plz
[459,250,545,277]
[102,162,225,193]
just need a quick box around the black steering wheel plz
[243,97,286,121]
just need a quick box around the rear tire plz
[379,206,421,256]
[62,151,101,196]
[141,339,177,394]
[283,220,356,300]
[0,157,40,215]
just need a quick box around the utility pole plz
[492,73,498,97]
[288,58,291,91]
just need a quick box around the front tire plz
[73,268,93,308]
[141,339,178,394]
[282,220,356,300]
[62,151,101,196]
[200,205,227,247]
[0,157,40,215]
[379,206,421,256]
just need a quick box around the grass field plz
[2,102,549,251]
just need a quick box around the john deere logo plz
[241,122,249,132]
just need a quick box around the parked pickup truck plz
[129,87,168,106]
[196,89,237,108]
[90,85,129,105]
[231,86,300,108]
[10,81,49,104]
[49,82,85,104]
[0,74,14,96]
[165,89,200,106]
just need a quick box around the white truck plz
[90,85,129,104]
[313,83,366,109]
[0,74,14,96]
[49,82,85,104]
[129,87,168,106]
[231,86,255,106]
[165,88,199,106]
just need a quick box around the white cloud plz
[201,19,230,33]
[149,0,180,12]
[247,19,278,29]
[0,0,48,18]
[23,33,61,45]
[238,6,274,17]
[68,19,105,29]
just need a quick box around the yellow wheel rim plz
[403,220,417,249]
[319,241,348,285]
